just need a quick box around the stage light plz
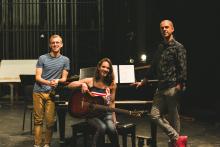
[40,34,45,38]
[129,58,134,64]
[140,54,147,62]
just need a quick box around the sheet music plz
[118,65,135,83]
[112,65,118,83]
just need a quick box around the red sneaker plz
[174,136,188,147]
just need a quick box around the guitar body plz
[69,90,144,118]
[69,90,105,118]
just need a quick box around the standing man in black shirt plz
[131,19,187,147]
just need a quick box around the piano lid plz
[0,60,37,82]
[79,67,96,80]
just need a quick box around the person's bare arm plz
[58,69,69,83]
[67,78,93,93]
[35,68,69,87]
[35,68,53,86]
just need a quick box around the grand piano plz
[54,66,158,146]
[0,60,37,105]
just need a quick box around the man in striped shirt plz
[33,34,70,147]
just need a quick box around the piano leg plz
[56,106,67,144]
[150,121,157,147]
[8,84,14,105]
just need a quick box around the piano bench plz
[71,121,95,147]
[136,135,152,147]
[71,121,113,147]
[72,121,137,147]
[116,122,136,147]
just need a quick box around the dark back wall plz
[103,0,220,118]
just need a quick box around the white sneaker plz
[34,145,41,147]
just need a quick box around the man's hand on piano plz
[130,82,143,88]
[130,78,149,88]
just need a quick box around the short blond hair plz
[49,34,63,43]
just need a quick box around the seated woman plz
[67,58,120,147]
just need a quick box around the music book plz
[113,65,135,84]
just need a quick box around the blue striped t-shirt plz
[33,53,70,93]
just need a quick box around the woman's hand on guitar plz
[81,83,89,93]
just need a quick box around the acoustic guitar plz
[69,90,144,118]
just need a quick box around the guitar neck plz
[98,105,132,115]
[84,102,132,116]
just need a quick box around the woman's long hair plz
[94,58,115,86]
